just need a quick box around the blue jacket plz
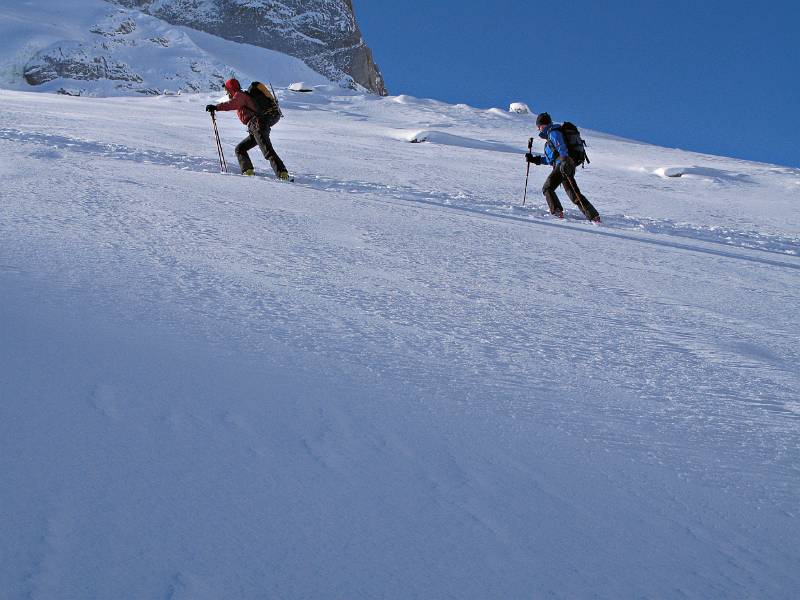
[538,124,569,165]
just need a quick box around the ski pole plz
[269,82,283,118]
[522,137,533,206]
[211,112,224,172]
[212,112,227,173]
[210,111,228,173]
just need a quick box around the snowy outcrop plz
[1,0,382,96]
[109,0,386,94]
[24,42,144,88]
[22,12,229,95]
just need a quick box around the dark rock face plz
[24,42,143,86]
[110,0,386,94]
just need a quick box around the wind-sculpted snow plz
[653,165,757,183]
[1,88,800,598]
[399,129,522,154]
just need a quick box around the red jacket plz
[215,91,258,125]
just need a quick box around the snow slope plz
[1,86,799,598]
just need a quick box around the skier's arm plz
[549,129,570,163]
[215,92,248,112]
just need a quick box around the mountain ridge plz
[0,0,385,96]
[108,0,386,94]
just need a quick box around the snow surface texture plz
[1,86,800,598]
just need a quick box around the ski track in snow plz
[3,126,799,262]
[4,125,799,461]
[3,111,799,444]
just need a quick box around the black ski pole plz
[211,112,223,172]
[269,82,283,118]
[522,137,533,206]
[212,112,227,173]
[210,111,228,173]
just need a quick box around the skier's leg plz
[235,135,257,173]
[542,167,565,215]
[570,186,599,221]
[250,119,287,177]
[559,161,599,220]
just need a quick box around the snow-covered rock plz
[289,81,314,92]
[509,101,530,114]
[110,0,386,94]
[0,0,382,96]
[19,9,228,96]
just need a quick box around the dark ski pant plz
[542,160,599,220]
[235,115,287,176]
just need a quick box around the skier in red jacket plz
[206,78,289,180]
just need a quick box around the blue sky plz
[352,0,799,168]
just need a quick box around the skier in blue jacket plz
[525,112,601,222]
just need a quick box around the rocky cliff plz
[109,0,386,94]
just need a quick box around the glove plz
[525,152,542,165]
[205,104,217,113]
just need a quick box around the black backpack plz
[245,81,282,123]
[553,122,590,166]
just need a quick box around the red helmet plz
[224,78,241,94]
